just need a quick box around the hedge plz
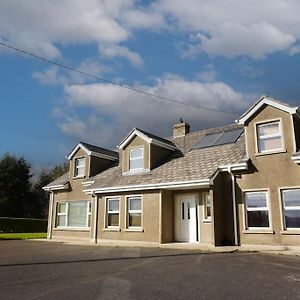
[0,217,47,233]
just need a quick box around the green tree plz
[0,153,34,217]
[33,163,68,218]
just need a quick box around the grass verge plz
[0,233,47,240]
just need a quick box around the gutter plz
[291,154,300,164]
[84,179,211,194]
[43,183,69,191]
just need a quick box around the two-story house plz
[44,96,300,247]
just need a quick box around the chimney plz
[173,118,190,138]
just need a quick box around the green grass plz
[0,232,47,240]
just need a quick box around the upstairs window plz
[129,148,143,171]
[256,121,283,153]
[74,157,85,177]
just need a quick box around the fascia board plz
[218,162,248,172]
[67,143,91,160]
[237,98,298,125]
[84,179,210,194]
[42,183,69,191]
[118,129,151,150]
[118,129,176,151]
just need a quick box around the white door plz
[176,196,198,242]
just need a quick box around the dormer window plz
[129,148,143,171]
[74,157,85,177]
[257,121,283,153]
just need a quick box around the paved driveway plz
[0,240,299,300]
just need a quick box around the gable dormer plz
[118,128,178,175]
[67,142,118,179]
[237,96,300,160]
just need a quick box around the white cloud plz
[1,1,300,61]
[32,59,110,85]
[234,61,265,79]
[59,74,250,147]
[59,117,87,138]
[196,64,217,82]
[123,8,166,30]
[197,22,295,59]
[99,44,143,67]
[0,1,132,58]
[155,0,300,58]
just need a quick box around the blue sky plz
[0,1,300,174]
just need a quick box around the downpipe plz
[228,167,238,246]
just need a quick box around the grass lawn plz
[0,233,47,240]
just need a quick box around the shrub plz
[0,217,47,233]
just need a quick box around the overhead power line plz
[0,41,239,116]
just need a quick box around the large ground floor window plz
[244,191,270,229]
[56,200,91,228]
[281,189,300,229]
[127,196,142,228]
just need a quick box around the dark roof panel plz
[192,127,244,150]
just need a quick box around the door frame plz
[174,193,200,243]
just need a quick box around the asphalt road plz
[0,240,299,300]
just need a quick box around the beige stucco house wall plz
[45,97,300,248]
[237,105,300,246]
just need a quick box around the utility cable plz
[0,41,239,115]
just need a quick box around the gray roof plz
[136,128,177,148]
[86,124,246,191]
[44,172,69,189]
[79,142,119,159]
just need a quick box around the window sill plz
[103,227,121,232]
[122,169,150,176]
[54,227,90,232]
[124,228,144,232]
[280,230,300,235]
[243,229,274,234]
[73,175,86,180]
[255,149,286,157]
[202,219,211,224]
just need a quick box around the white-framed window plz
[74,157,85,177]
[127,196,142,228]
[281,189,300,229]
[203,193,211,221]
[56,200,91,228]
[106,197,120,228]
[129,148,143,171]
[87,201,92,227]
[256,121,283,153]
[57,202,67,227]
[245,191,270,229]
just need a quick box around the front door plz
[176,195,198,242]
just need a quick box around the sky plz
[1,0,300,174]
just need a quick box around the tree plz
[0,153,34,217]
[0,153,68,219]
[33,163,69,218]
